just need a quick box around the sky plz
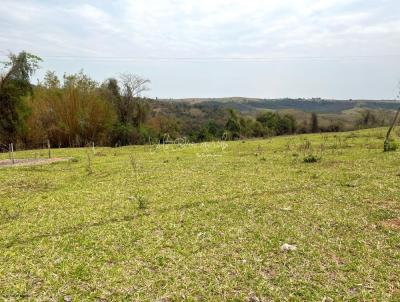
[1,0,400,99]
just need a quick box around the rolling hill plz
[161,97,399,114]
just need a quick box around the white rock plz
[280,243,297,252]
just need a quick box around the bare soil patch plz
[0,158,69,168]
[382,218,400,231]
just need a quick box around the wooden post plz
[47,139,51,158]
[92,141,95,154]
[10,143,14,164]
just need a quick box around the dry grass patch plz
[0,158,68,168]
[382,218,400,230]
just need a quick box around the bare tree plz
[384,82,400,151]
[119,73,150,98]
[310,112,319,133]
[109,73,151,126]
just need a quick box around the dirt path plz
[0,158,69,168]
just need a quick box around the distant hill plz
[153,97,398,135]
[160,97,399,114]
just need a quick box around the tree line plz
[0,52,385,149]
[0,52,301,149]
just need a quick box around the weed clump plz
[1,208,20,222]
[128,194,149,210]
[129,155,138,173]
[129,194,149,210]
[298,138,322,163]
[384,139,398,152]
[303,154,319,163]
[137,195,148,209]
[85,151,93,174]
[299,138,312,152]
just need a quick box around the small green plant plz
[384,139,398,152]
[303,154,319,163]
[1,208,20,222]
[129,154,141,180]
[85,151,93,175]
[128,194,149,210]
[255,144,264,156]
[131,194,149,210]
[299,138,312,153]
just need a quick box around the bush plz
[131,194,148,210]
[384,139,398,152]
[109,123,134,146]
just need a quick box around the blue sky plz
[1,0,399,99]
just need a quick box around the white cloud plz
[1,0,399,58]
[69,4,121,34]
[0,0,399,98]
[115,0,400,58]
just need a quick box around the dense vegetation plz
[1,128,399,300]
[0,52,297,149]
[0,52,396,150]
[175,97,400,113]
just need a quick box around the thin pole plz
[10,143,14,164]
[47,139,51,158]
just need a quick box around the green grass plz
[1,128,400,301]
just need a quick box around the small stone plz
[280,243,297,252]
[64,296,72,302]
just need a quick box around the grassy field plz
[1,128,400,301]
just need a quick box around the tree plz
[206,120,219,137]
[104,74,150,125]
[358,110,377,129]
[256,111,296,135]
[276,114,296,135]
[225,109,241,139]
[25,71,116,147]
[148,114,181,141]
[119,73,150,98]
[310,112,319,133]
[102,74,151,145]
[384,83,400,151]
[256,111,277,132]
[0,51,42,144]
[252,120,267,137]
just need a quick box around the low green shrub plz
[303,154,319,163]
[384,139,398,152]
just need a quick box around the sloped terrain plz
[0,128,399,301]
